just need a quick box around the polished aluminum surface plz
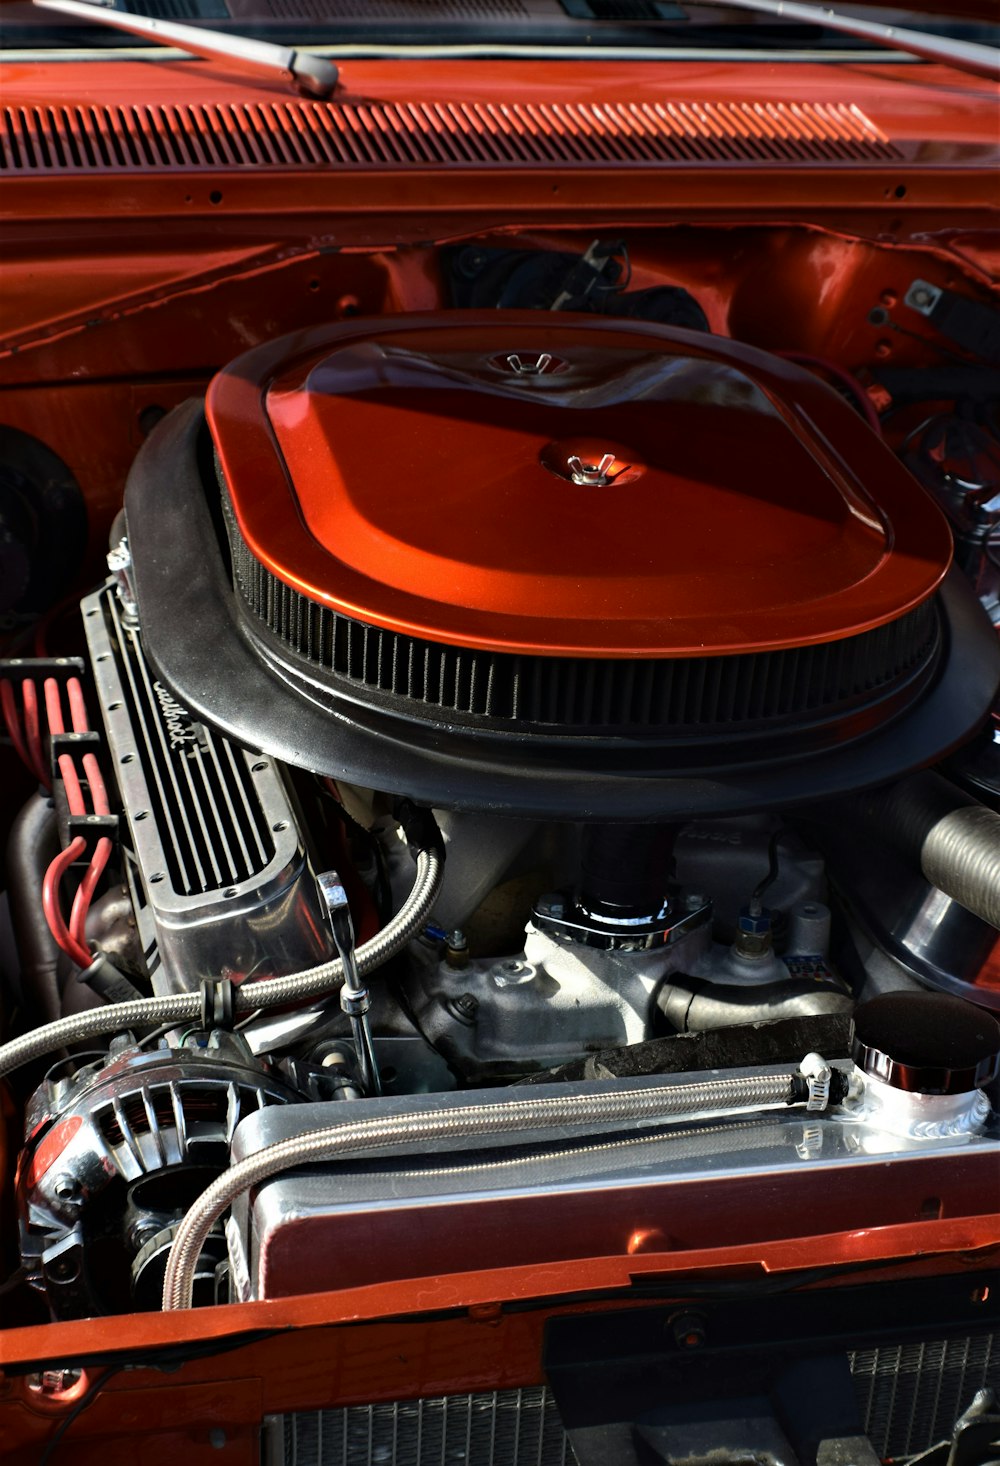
[229,1067,999,1303]
[83,582,332,992]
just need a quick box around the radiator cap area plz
[850,992,1000,1095]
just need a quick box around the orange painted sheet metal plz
[0,1219,998,1463]
[0,60,998,235]
[210,312,951,657]
[2,1211,998,1372]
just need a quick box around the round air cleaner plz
[125,313,1000,817]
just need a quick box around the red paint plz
[21,1115,83,1191]
[0,40,997,1455]
[0,1216,997,1461]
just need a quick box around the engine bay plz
[3,223,1000,1337]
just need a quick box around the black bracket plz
[0,655,87,691]
[199,978,235,1032]
[0,657,88,765]
[47,729,119,856]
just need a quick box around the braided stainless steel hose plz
[163,1070,799,1309]
[0,844,443,1081]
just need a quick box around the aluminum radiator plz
[263,1331,1000,1465]
[850,1331,999,1461]
[262,1387,573,1466]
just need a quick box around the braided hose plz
[0,845,443,1082]
[162,1071,798,1310]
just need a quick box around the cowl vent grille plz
[0,99,899,173]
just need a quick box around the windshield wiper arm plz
[32,0,339,98]
[693,0,999,81]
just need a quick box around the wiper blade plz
[695,0,1000,81]
[31,0,339,97]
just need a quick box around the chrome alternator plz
[17,1030,305,1318]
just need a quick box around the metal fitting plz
[107,537,138,621]
[445,928,470,969]
[317,869,381,1096]
[799,1051,833,1112]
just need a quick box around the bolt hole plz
[85,608,97,618]
[108,701,122,711]
[135,811,149,821]
[251,761,268,772]
[381,1067,398,1084]
[308,278,321,292]
[149,871,165,884]
[272,820,289,832]
[894,183,907,199]
[120,753,135,764]
[95,653,109,663]
[209,189,223,205]
[223,886,238,898]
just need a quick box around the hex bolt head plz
[737,905,771,936]
[445,991,480,1024]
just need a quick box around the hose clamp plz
[799,1051,832,1112]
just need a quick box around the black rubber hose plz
[841,771,1000,930]
[579,822,676,916]
[5,793,63,1026]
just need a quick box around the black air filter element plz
[224,485,941,740]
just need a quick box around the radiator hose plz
[162,1066,824,1310]
[843,772,1000,931]
[0,827,444,1082]
[5,793,63,1027]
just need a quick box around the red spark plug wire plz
[42,837,92,970]
[20,679,50,788]
[1,678,52,789]
[1,679,34,774]
[40,677,112,971]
